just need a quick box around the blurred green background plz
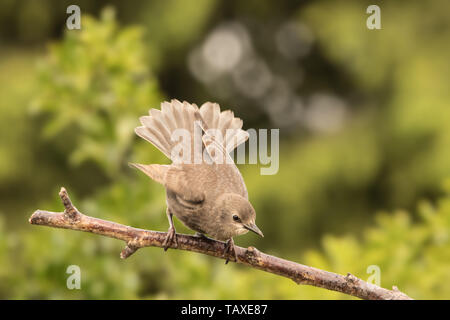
[0,0,449,299]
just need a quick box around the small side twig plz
[29,187,413,300]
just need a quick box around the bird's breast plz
[166,190,209,234]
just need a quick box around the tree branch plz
[29,187,412,300]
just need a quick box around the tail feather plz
[128,163,169,185]
[160,101,177,131]
[135,99,248,162]
[218,110,234,139]
[199,102,249,153]
[135,125,170,158]
[171,99,185,130]
[149,110,173,145]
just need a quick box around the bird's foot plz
[163,226,177,251]
[223,238,237,264]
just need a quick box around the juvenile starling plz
[131,99,263,262]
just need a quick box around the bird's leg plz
[223,238,237,264]
[162,209,177,251]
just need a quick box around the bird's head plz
[215,193,264,239]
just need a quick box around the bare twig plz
[29,187,413,300]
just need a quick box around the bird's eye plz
[232,214,240,222]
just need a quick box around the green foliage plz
[302,0,450,207]
[138,0,218,68]
[305,191,450,299]
[0,49,37,184]
[32,8,162,177]
[245,119,381,251]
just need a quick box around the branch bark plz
[29,187,412,300]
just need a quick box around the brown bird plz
[130,99,263,262]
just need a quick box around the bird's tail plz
[128,163,169,185]
[135,99,248,163]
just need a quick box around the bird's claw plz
[163,227,177,251]
[223,238,237,264]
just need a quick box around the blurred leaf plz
[32,7,162,178]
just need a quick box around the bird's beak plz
[244,222,264,237]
